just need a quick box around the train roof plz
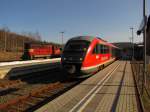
[69,36,108,42]
[69,36,95,42]
[68,36,118,48]
[108,43,119,49]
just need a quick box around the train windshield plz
[64,40,90,52]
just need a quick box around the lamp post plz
[136,0,147,94]
[130,27,134,60]
[143,0,147,86]
[60,31,64,48]
[4,31,7,52]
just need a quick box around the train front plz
[61,37,90,77]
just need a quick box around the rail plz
[0,82,63,111]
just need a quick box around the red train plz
[61,36,120,78]
[22,42,61,60]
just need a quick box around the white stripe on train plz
[81,58,116,71]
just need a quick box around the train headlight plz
[83,48,87,51]
[29,49,34,52]
[80,58,83,61]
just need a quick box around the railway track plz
[0,79,23,89]
[0,66,84,112]
[0,58,115,112]
[0,82,63,112]
[2,59,140,112]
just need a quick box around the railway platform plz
[36,61,142,112]
[0,58,60,79]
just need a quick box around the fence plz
[131,60,150,111]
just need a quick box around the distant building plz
[113,42,143,60]
[113,42,133,60]
[137,15,150,55]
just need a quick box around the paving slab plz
[36,61,140,112]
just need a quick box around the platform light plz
[60,31,65,48]
[130,27,134,60]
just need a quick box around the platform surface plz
[36,61,140,112]
[0,58,60,79]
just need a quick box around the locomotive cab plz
[61,39,90,75]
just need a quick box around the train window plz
[99,45,109,54]
[104,46,106,54]
[97,44,101,54]
[92,44,99,54]
[108,47,110,53]
[100,45,104,54]
[64,40,90,51]
[103,45,109,54]
[93,44,103,54]
[98,44,101,54]
[104,46,109,54]
[103,45,105,54]
[105,45,107,54]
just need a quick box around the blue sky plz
[0,0,149,44]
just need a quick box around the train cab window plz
[65,40,90,51]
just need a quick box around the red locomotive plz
[61,36,120,78]
[22,42,61,60]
